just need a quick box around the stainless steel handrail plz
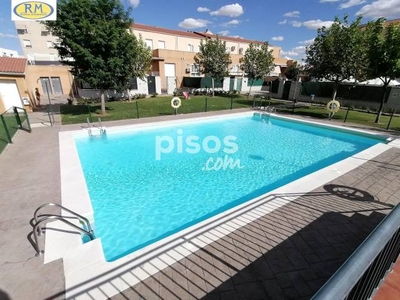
[33,215,95,256]
[34,202,93,235]
[312,204,400,300]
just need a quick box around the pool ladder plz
[86,117,106,137]
[32,203,95,256]
[264,106,276,114]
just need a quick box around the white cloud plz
[178,18,210,29]
[299,39,314,45]
[283,11,300,18]
[197,7,210,12]
[129,0,140,8]
[339,0,366,9]
[281,46,307,58]
[230,35,243,39]
[271,36,284,41]
[302,19,334,30]
[278,19,287,25]
[210,3,244,17]
[320,0,340,2]
[291,21,302,27]
[0,32,18,38]
[218,30,230,36]
[222,19,240,27]
[357,0,400,18]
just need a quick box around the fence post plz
[136,101,139,119]
[230,97,233,110]
[344,105,351,123]
[23,108,32,132]
[292,100,296,114]
[252,95,256,108]
[387,109,395,130]
[13,107,22,128]
[205,97,208,112]
[87,104,93,123]
[0,115,12,143]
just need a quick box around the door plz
[229,77,235,91]
[40,77,51,95]
[51,77,63,94]
[147,76,156,94]
[0,80,22,111]
[282,81,291,100]
[164,63,176,94]
[236,78,242,92]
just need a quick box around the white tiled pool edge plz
[56,112,393,300]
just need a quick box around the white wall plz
[240,77,263,93]
[77,78,158,99]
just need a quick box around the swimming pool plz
[74,114,385,261]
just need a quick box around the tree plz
[194,36,232,96]
[364,18,400,123]
[305,16,368,100]
[45,0,152,114]
[285,62,301,80]
[239,42,274,96]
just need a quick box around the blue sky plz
[1,0,400,60]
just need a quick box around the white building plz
[0,47,19,58]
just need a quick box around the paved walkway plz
[109,148,400,300]
[1,107,400,300]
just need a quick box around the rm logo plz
[12,0,57,21]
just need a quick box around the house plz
[0,57,29,113]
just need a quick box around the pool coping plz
[55,111,394,299]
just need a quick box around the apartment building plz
[14,20,60,63]
[14,20,288,94]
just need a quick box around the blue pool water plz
[75,115,384,261]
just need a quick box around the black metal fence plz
[312,204,400,300]
[0,107,31,153]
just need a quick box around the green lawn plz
[277,105,400,131]
[60,95,283,125]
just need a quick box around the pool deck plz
[1,109,400,300]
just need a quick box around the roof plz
[133,23,201,39]
[133,23,269,46]
[0,57,27,74]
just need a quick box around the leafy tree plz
[305,15,367,100]
[239,42,274,96]
[194,36,232,96]
[285,62,301,80]
[45,0,152,114]
[364,18,400,122]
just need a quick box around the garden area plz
[59,94,400,132]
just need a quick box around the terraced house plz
[14,20,290,95]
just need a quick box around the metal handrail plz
[33,216,95,256]
[34,202,93,235]
[312,204,400,300]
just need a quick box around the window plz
[23,40,32,48]
[187,44,194,52]
[239,48,243,55]
[41,31,50,36]
[46,41,54,48]
[17,28,28,34]
[158,40,165,49]
[145,39,153,50]
[190,64,200,77]
[129,78,138,90]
